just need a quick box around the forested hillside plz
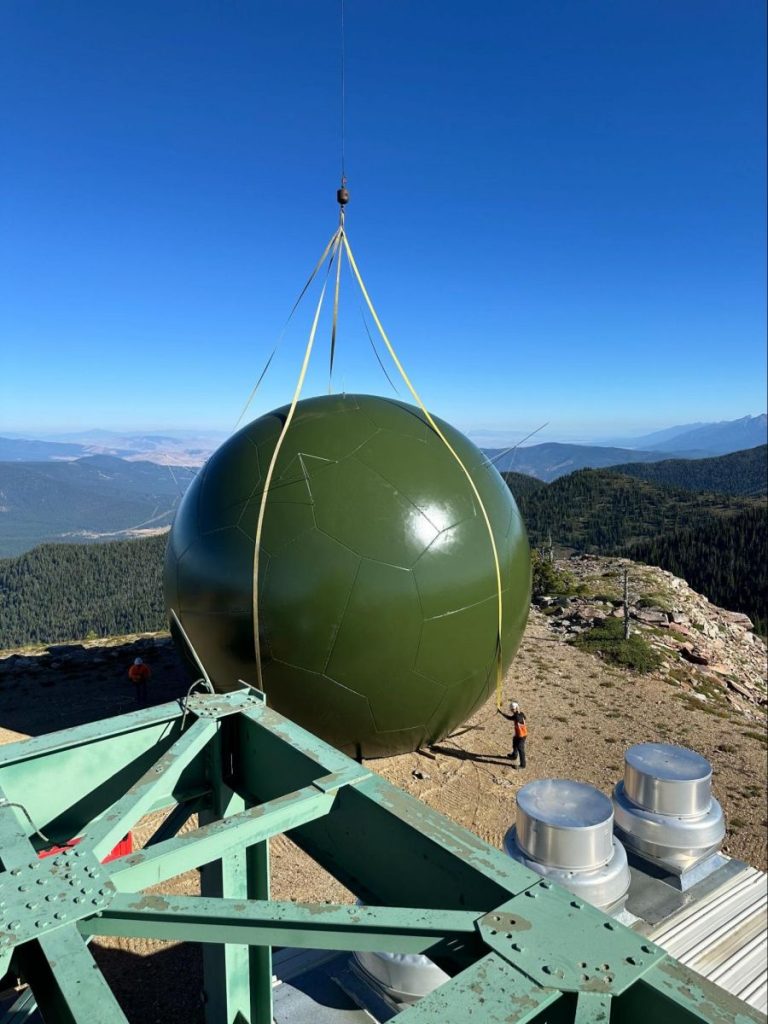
[483,441,690,481]
[514,469,758,551]
[2,459,765,649]
[627,507,767,636]
[500,470,546,503]
[0,535,167,648]
[514,469,766,635]
[610,445,767,496]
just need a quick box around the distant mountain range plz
[0,414,765,556]
[0,430,226,467]
[601,414,767,454]
[0,456,196,557]
[483,415,766,482]
[1,414,764,473]
[483,442,699,482]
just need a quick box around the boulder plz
[681,646,710,666]
[633,609,669,625]
[720,611,754,630]
[726,678,765,704]
[669,623,691,637]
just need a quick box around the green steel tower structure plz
[0,687,761,1023]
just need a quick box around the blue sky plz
[1,1,765,443]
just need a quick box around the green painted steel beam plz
[574,991,611,1023]
[0,986,37,1024]
[106,780,340,892]
[143,795,201,848]
[199,771,258,1024]
[616,958,767,1024]
[79,717,217,861]
[394,952,564,1022]
[476,885,667,996]
[0,701,186,770]
[79,895,481,953]
[235,703,538,911]
[245,839,271,1024]
[0,709,208,845]
[1,691,762,1024]
[12,925,129,1024]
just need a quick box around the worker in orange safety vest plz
[498,700,528,768]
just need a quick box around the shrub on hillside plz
[531,550,586,598]
[571,616,662,674]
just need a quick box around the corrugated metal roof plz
[650,864,768,1015]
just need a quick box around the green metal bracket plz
[394,952,564,1022]
[185,690,265,720]
[0,848,115,949]
[476,881,666,995]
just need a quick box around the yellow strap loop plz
[234,229,342,433]
[342,234,505,708]
[251,231,341,688]
[328,227,344,392]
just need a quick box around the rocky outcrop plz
[537,556,767,719]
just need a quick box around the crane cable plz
[340,0,347,186]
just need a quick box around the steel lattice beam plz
[79,896,481,952]
[105,782,338,892]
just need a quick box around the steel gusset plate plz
[477,879,666,995]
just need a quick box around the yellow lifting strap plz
[234,228,342,433]
[248,224,505,710]
[342,234,506,709]
[251,230,342,690]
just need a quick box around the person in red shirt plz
[128,657,151,706]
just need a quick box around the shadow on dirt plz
[0,636,194,739]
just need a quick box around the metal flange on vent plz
[612,743,726,878]
[503,779,631,915]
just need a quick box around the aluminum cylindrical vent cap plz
[623,743,712,817]
[353,951,449,1003]
[515,779,614,871]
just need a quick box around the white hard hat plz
[510,701,519,710]
[134,657,143,665]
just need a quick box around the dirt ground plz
[1,615,766,1021]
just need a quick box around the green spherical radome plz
[164,394,530,757]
